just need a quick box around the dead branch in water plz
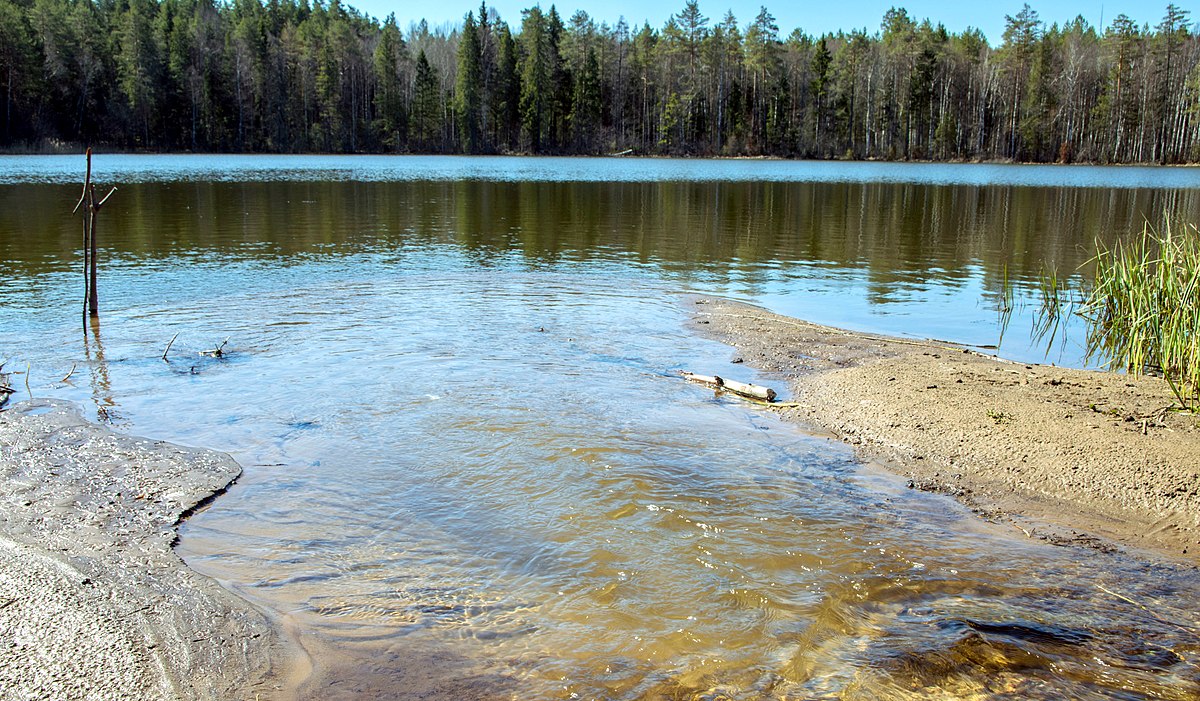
[77,150,92,324]
[162,332,180,361]
[96,186,117,208]
[60,363,77,383]
[0,360,10,406]
[1095,583,1200,638]
[75,149,117,323]
[200,337,230,358]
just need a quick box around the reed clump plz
[1081,221,1200,411]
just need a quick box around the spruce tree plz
[412,48,441,151]
[455,10,483,152]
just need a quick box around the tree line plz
[1,0,1197,162]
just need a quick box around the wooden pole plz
[90,185,117,319]
[74,149,116,321]
[74,149,92,326]
[88,182,98,317]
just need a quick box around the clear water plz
[1,156,1198,699]
[4,153,1200,188]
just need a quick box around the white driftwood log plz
[681,371,777,402]
[719,378,777,402]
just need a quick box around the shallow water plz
[1,157,1199,699]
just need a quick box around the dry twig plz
[162,332,180,361]
[200,337,230,358]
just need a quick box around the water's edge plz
[690,296,1200,566]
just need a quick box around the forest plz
[0,0,1197,162]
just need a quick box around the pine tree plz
[744,7,780,152]
[1001,3,1042,159]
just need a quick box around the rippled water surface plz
[1,157,1199,699]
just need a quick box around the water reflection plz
[82,319,119,424]
[3,178,1198,365]
[2,163,1199,699]
[4,179,1195,273]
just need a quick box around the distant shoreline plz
[3,146,1198,169]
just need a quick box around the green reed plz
[996,264,1016,348]
[1032,263,1070,351]
[1081,221,1200,411]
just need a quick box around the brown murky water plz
[1,156,1198,699]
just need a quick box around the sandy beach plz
[0,399,295,701]
[691,297,1200,565]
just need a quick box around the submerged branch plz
[200,337,230,358]
[1095,583,1200,638]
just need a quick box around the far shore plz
[3,146,1199,168]
[691,297,1200,566]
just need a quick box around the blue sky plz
[355,1,1194,44]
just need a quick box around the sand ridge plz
[691,297,1200,565]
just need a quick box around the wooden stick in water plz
[78,149,92,325]
[162,332,180,361]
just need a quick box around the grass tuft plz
[1080,221,1200,411]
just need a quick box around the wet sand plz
[691,297,1200,565]
[0,399,295,700]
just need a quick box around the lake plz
[1,155,1198,699]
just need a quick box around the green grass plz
[1081,221,1200,411]
[986,408,1014,424]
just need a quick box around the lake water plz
[1,156,1198,699]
